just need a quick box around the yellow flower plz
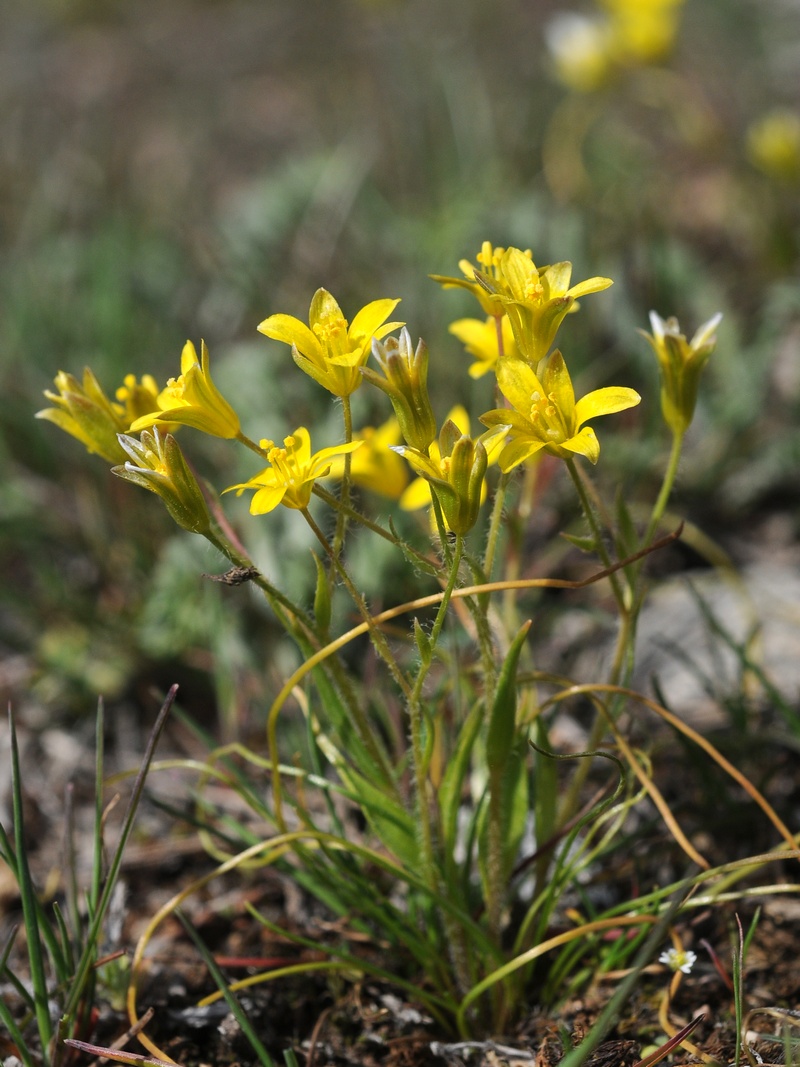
[477,247,613,364]
[325,417,410,499]
[130,340,240,439]
[113,427,212,534]
[480,352,640,468]
[228,427,362,514]
[431,242,533,317]
[448,315,521,378]
[747,109,800,183]
[258,289,403,398]
[641,311,721,435]
[37,368,129,463]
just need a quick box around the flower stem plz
[331,395,354,564]
[301,507,410,703]
[483,471,510,580]
[406,533,473,994]
[642,429,684,550]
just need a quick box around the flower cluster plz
[37,241,722,548]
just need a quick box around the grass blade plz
[9,705,53,1061]
[175,908,275,1067]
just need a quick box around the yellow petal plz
[349,298,402,343]
[495,359,544,415]
[574,386,641,428]
[561,426,600,464]
[250,484,287,514]
[258,314,323,364]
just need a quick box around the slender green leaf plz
[176,908,275,1067]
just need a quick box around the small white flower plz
[659,947,697,974]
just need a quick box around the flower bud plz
[113,428,212,534]
[641,311,722,435]
[394,419,491,535]
[361,329,437,452]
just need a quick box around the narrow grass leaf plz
[9,705,53,1060]
[63,685,178,1020]
[176,908,275,1067]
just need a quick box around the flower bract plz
[228,427,362,514]
[397,407,506,534]
[362,328,437,451]
[481,352,640,468]
[258,289,403,398]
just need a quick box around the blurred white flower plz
[659,947,697,974]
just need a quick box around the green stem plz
[642,429,684,550]
[235,429,271,459]
[331,395,353,565]
[483,471,509,581]
[301,506,410,703]
[406,534,473,994]
[312,484,435,568]
[557,460,633,826]
[204,526,311,636]
[564,458,626,611]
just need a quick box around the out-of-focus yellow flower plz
[325,416,410,499]
[228,428,362,514]
[476,247,612,364]
[131,341,240,439]
[641,311,721,436]
[431,242,532,318]
[481,352,640,468]
[449,315,521,378]
[546,0,685,90]
[112,427,212,534]
[613,9,680,62]
[37,368,130,463]
[115,374,163,425]
[747,109,800,183]
[258,289,403,398]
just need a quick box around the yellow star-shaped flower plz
[481,353,640,468]
[258,289,403,398]
[228,427,362,514]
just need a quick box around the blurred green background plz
[2,0,799,732]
